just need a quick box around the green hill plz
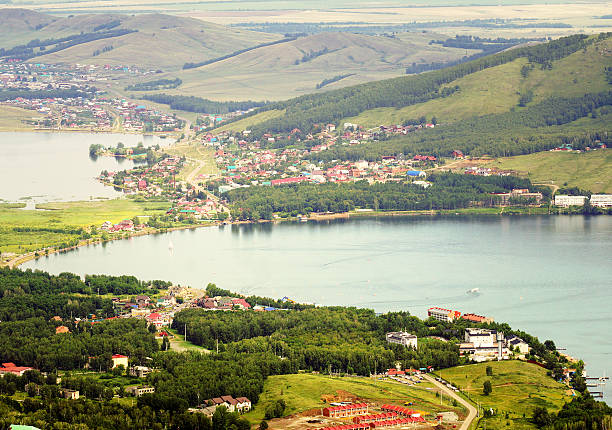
[170,31,481,101]
[231,33,611,134]
[0,10,280,71]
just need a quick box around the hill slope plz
[231,33,611,134]
[0,10,279,70]
[171,31,479,100]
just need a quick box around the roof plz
[112,354,128,359]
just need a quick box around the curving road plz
[424,374,478,430]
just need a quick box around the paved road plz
[424,374,478,430]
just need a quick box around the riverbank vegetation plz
[225,173,551,220]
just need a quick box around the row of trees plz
[141,93,267,115]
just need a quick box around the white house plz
[386,331,418,349]
[554,195,587,207]
[506,334,530,355]
[589,194,612,208]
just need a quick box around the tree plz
[483,380,492,395]
[544,340,556,351]
[486,366,493,376]
[259,421,268,430]
[532,406,553,427]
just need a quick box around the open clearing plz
[243,373,466,427]
[0,199,170,255]
[485,150,612,193]
[437,361,570,430]
[164,143,218,181]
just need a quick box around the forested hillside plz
[234,33,609,135]
[0,269,598,429]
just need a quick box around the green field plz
[0,199,170,256]
[485,150,612,193]
[243,373,465,425]
[437,361,570,430]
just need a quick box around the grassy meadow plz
[437,361,570,430]
[243,373,466,425]
[485,150,612,193]
[0,199,170,256]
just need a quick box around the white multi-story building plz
[427,307,461,322]
[386,331,418,349]
[589,194,612,208]
[554,195,587,207]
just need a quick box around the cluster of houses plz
[196,296,252,311]
[317,403,426,430]
[98,156,184,201]
[0,61,173,132]
[109,98,182,132]
[191,395,252,417]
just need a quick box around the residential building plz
[590,194,612,208]
[61,389,79,400]
[111,354,128,369]
[461,313,494,324]
[129,366,153,378]
[464,328,499,345]
[460,328,509,362]
[385,332,417,349]
[0,363,35,376]
[554,195,587,207]
[322,403,368,418]
[236,397,251,413]
[506,334,530,355]
[427,307,461,322]
[126,385,155,396]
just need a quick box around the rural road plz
[424,374,478,430]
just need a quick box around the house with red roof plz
[0,363,35,376]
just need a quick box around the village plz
[0,61,183,132]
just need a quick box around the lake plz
[22,215,612,401]
[0,132,173,204]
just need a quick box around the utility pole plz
[184,324,187,342]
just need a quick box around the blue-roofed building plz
[407,170,426,177]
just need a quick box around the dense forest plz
[141,94,267,115]
[0,88,93,101]
[224,173,546,220]
[226,34,607,135]
[125,78,182,92]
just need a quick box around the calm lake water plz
[22,215,612,401]
[0,132,172,204]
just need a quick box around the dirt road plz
[424,374,478,430]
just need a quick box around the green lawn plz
[0,199,170,256]
[437,361,570,430]
[484,150,612,193]
[243,373,465,425]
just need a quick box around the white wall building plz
[386,331,418,349]
[554,195,587,207]
[590,194,612,208]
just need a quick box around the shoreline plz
[5,206,579,269]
